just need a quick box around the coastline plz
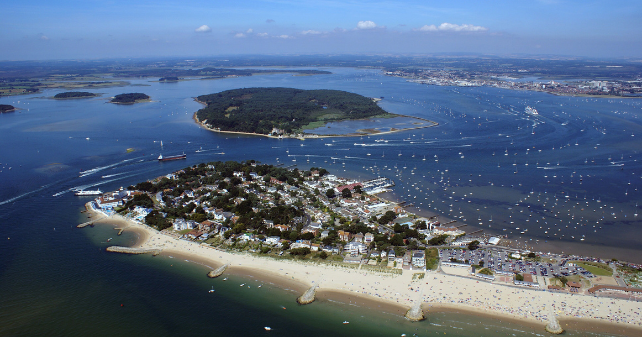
[86,205,642,336]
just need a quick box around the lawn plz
[572,261,613,276]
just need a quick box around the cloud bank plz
[417,23,487,32]
[356,21,377,29]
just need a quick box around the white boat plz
[342,321,349,324]
[208,286,215,293]
[74,189,103,196]
[525,106,539,116]
[264,327,272,331]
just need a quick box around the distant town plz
[86,160,642,299]
[384,68,642,97]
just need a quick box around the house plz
[388,249,396,262]
[274,224,290,232]
[337,230,351,242]
[185,230,204,240]
[412,250,426,269]
[266,236,281,245]
[344,241,367,255]
[310,243,320,252]
[173,218,195,231]
[353,233,364,243]
[320,230,330,238]
[364,233,374,243]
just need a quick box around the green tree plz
[319,251,328,259]
[341,188,352,198]
[468,240,480,251]
[325,188,336,198]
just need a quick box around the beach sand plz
[89,208,642,336]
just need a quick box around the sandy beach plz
[90,208,642,336]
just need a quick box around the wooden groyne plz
[105,246,161,256]
[297,285,317,305]
[207,264,229,278]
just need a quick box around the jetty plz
[77,216,107,228]
[207,264,229,278]
[105,246,161,255]
[297,285,317,305]
[545,306,564,334]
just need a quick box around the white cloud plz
[246,28,253,34]
[257,32,269,37]
[301,30,322,35]
[277,35,291,39]
[195,25,212,33]
[234,33,246,38]
[39,35,50,41]
[356,21,377,29]
[417,23,487,32]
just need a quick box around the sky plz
[2,0,641,60]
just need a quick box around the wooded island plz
[53,91,98,99]
[110,93,150,104]
[195,87,390,135]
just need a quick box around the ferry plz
[525,106,539,116]
[158,153,186,162]
[74,189,103,196]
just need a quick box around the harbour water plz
[1,67,641,336]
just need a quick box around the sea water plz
[0,67,640,336]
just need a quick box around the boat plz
[107,238,112,242]
[342,321,349,324]
[74,189,103,196]
[158,153,186,161]
[208,286,215,293]
[264,327,272,331]
[525,106,539,116]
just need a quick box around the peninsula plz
[0,104,16,113]
[195,88,392,137]
[82,160,642,335]
[53,91,98,99]
[110,93,150,104]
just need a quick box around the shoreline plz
[85,205,642,336]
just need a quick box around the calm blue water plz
[1,67,641,336]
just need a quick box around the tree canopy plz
[196,87,390,135]
[0,104,15,113]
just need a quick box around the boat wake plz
[79,157,145,177]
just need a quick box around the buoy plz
[120,304,124,307]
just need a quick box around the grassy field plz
[572,261,613,276]
[425,247,439,270]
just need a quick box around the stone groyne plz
[106,246,161,256]
[207,264,229,278]
[405,301,425,321]
[297,285,317,305]
[545,307,564,334]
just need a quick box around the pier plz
[77,216,107,228]
[297,285,317,305]
[207,264,229,278]
[105,246,161,255]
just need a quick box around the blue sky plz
[2,0,641,60]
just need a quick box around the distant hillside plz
[0,104,16,113]
[110,93,150,104]
[196,87,389,135]
[54,91,98,99]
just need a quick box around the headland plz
[80,161,642,335]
